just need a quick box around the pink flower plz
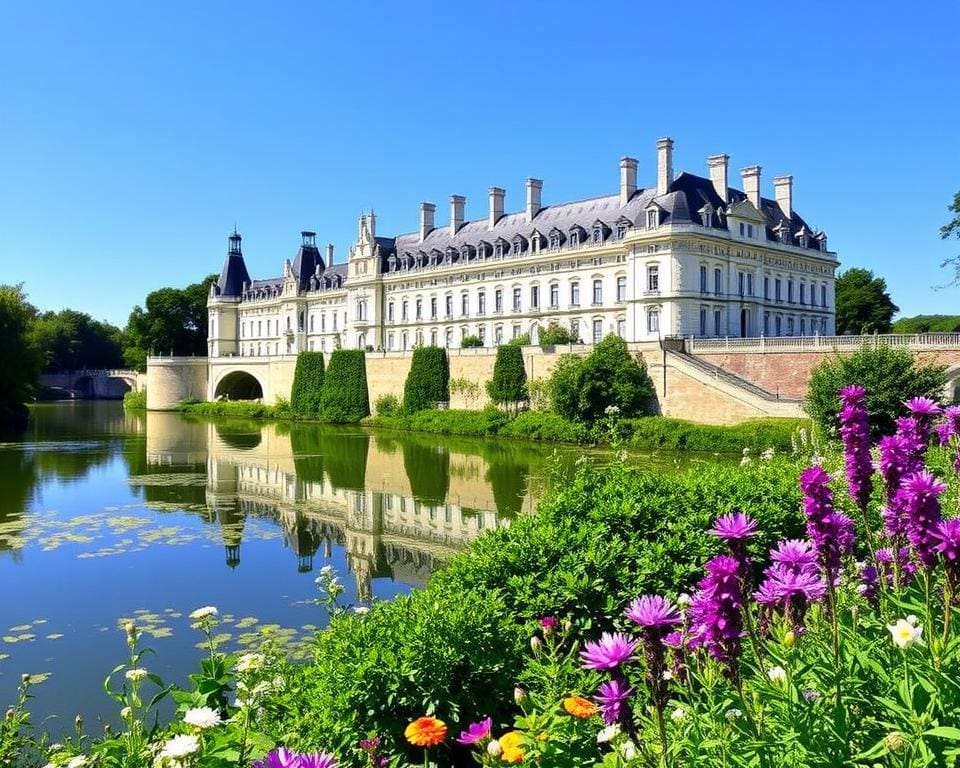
[625,596,681,629]
[579,632,637,671]
[455,717,492,745]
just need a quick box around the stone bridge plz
[40,369,145,400]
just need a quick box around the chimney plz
[773,175,793,219]
[419,202,436,242]
[656,137,674,196]
[619,157,638,206]
[325,243,334,263]
[707,154,729,203]
[368,209,376,238]
[741,166,762,209]
[450,195,465,235]
[488,187,505,228]
[525,178,542,223]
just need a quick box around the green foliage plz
[548,354,586,421]
[460,334,483,348]
[319,350,370,423]
[626,416,805,453]
[940,189,960,284]
[805,345,946,437]
[538,321,576,347]
[526,377,550,411]
[373,393,400,416]
[369,407,509,437]
[30,308,124,373]
[179,400,280,419]
[122,390,147,410]
[892,314,960,333]
[498,410,589,443]
[290,352,326,418]
[402,346,450,413]
[507,333,531,347]
[122,274,216,371]
[0,284,41,431]
[486,345,527,407]
[449,376,483,407]
[835,267,899,334]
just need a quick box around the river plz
[0,402,722,731]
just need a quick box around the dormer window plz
[388,255,397,272]
[592,225,604,244]
[513,236,526,255]
[477,242,489,260]
[570,230,579,247]
[797,230,808,248]
[460,245,472,262]
[700,207,713,227]
[494,241,503,258]
[548,230,562,249]
[531,232,542,253]
[817,233,828,252]
[616,222,629,239]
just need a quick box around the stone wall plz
[146,358,209,410]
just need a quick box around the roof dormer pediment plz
[725,199,765,222]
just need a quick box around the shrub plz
[407,407,508,436]
[179,400,277,419]
[498,410,588,443]
[449,377,483,407]
[538,321,576,347]
[460,334,483,348]
[486,345,527,409]
[319,350,370,423]
[402,346,450,413]
[548,354,586,420]
[627,416,806,453]
[374,393,400,416]
[805,345,945,437]
[290,351,325,418]
[506,333,530,347]
[122,390,146,410]
[526,377,550,411]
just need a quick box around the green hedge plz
[319,350,370,423]
[290,352,326,418]
[122,390,146,410]
[626,416,806,453]
[498,410,588,443]
[402,346,449,413]
[486,345,527,405]
[369,408,508,437]
[179,399,288,419]
[268,458,806,760]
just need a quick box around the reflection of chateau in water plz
[145,413,538,598]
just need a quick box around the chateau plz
[207,137,837,360]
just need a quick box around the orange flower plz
[563,696,598,719]
[404,716,448,747]
[499,731,525,764]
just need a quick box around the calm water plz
[0,402,715,731]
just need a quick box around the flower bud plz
[514,686,527,705]
[486,739,501,757]
[120,707,132,721]
[75,714,83,731]
[124,622,137,639]
[676,593,691,609]
[562,620,573,634]
[5,707,14,721]
[530,636,542,652]
[20,674,30,686]
[783,630,796,649]
[884,731,906,753]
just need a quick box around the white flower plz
[767,666,787,684]
[725,708,743,720]
[320,565,334,577]
[160,734,200,759]
[676,593,691,609]
[662,670,673,681]
[353,606,370,615]
[189,606,218,621]
[620,740,638,760]
[597,724,621,744]
[486,739,502,757]
[235,652,265,673]
[183,706,221,729]
[907,615,919,626]
[670,707,686,721]
[67,757,88,768]
[760,447,775,461]
[120,707,132,720]
[125,668,147,683]
[888,619,923,650]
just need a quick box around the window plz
[495,326,503,345]
[570,230,580,247]
[571,282,580,306]
[747,224,754,238]
[700,307,708,336]
[820,318,827,335]
[714,309,722,337]
[593,226,603,243]
[714,268,722,296]
[431,297,438,319]
[738,272,745,297]
[775,279,782,302]
[787,317,795,336]
[821,285,827,307]
[764,277,770,300]
[592,279,602,304]
[431,330,437,346]
[700,265,708,293]
[495,289,503,313]
[800,317,806,335]
[416,299,423,320]
[333,313,338,331]
[512,324,521,339]
[764,312,770,336]
[646,210,657,229]
[593,319,603,342]
[787,280,794,303]
[799,283,806,305]
[461,293,469,316]
[775,316,782,336]
[549,232,561,249]
[402,331,408,350]
[444,329,452,347]
[701,209,713,227]
[747,273,754,297]
[356,300,367,321]
[617,319,626,338]
[298,311,305,331]
[494,241,504,259]
[387,303,394,322]
[571,319,580,340]
[387,333,394,350]
[646,265,659,292]
[401,301,408,321]
[550,283,559,308]
[530,285,539,309]
[616,222,628,239]
[647,308,660,334]
[478,326,486,344]
[739,222,745,236]
[512,287,521,311]
[308,315,314,333]
[811,287,817,307]
[513,238,524,255]
[617,276,627,302]
[286,316,291,331]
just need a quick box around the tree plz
[891,315,960,334]
[548,354,586,421]
[290,352,326,418]
[486,345,527,410]
[123,275,217,370]
[0,285,42,431]
[30,309,123,372]
[940,190,960,284]
[834,268,898,335]
[402,346,450,413]
[319,350,370,423]
[805,345,946,438]
[538,322,576,347]
[460,335,483,348]
[507,333,531,347]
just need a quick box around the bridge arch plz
[214,370,265,401]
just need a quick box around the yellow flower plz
[404,716,447,747]
[499,731,525,764]
[563,696,598,719]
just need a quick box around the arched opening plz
[102,377,133,400]
[215,371,264,401]
[74,376,94,399]
[740,309,749,338]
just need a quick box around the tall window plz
[402,331,408,350]
[764,277,770,300]
[593,319,603,342]
[700,307,707,336]
[571,282,580,306]
[308,315,314,333]
[775,316,782,336]
[616,222,627,239]
[787,317,795,336]
[700,265,708,293]
[387,302,394,322]
[714,309,722,337]
[747,273,754,296]
[787,280,794,303]
[495,289,503,313]
[550,283,559,308]
[387,333,394,350]
[714,268,722,295]
[571,319,580,340]
[799,283,806,305]
[416,299,423,320]
[646,265,659,292]
[512,287,521,311]
[647,308,660,334]
[513,324,521,339]
[775,279,782,302]
[617,319,626,338]
[738,272,745,297]
[821,285,827,307]
[478,326,486,344]
[530,285,539,309]
[592,279,602,304]
[478,290,486,314]
[401,301,408,321]
[495,326,503,345]
[430,297,437,319]
[431,330,437,346]
[800,317,806,335]
[617,276,627,302]
[461,293,469,316]
[764,312,770,336]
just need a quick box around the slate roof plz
[215,253,252,298]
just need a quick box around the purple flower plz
[593,676,633,726]
[299,755,337,768]
[934,518,960,565]
[539,615,558,632]
[625,595,682,629]
[580,632,636,671]
[876,547,917,586]
[769,539,818,574]
[709,512,759,542]
[254,750,337,768]
[902,470,946,570]
[689,555,744,678]
[358,738,381,752]
[838,385,873,513]
[800,466,855,582]
[754,565,826,629]
[859,564,879,605]
[906,396,942,419]
[455,717,492,745]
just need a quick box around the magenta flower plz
[902,470,946,570]
[625,595,682,628]
[906,396,942,418]
[254,750,337,768]
[859,564,879,605]
[876,546,917,586]
[754,565,826,628]
[800,466,854,582]
[934,519,960,589]
[593,676,633,726]
[689,555,744,678]
[580,632,636,671]
[539,615,558,632]
[709,511,758,542]
[455,717,492,745]
[838,385,873,513]
[299,755,337,768]
[769,539,818,574]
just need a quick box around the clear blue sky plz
[1,0,957,327]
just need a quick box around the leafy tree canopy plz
[940,190,960,284]
[123,275,216,370]
[538,321,577,347]
[891,314,960,334]
[835,268,898,335]
[0,285,42,430]
[30,309,124,372]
